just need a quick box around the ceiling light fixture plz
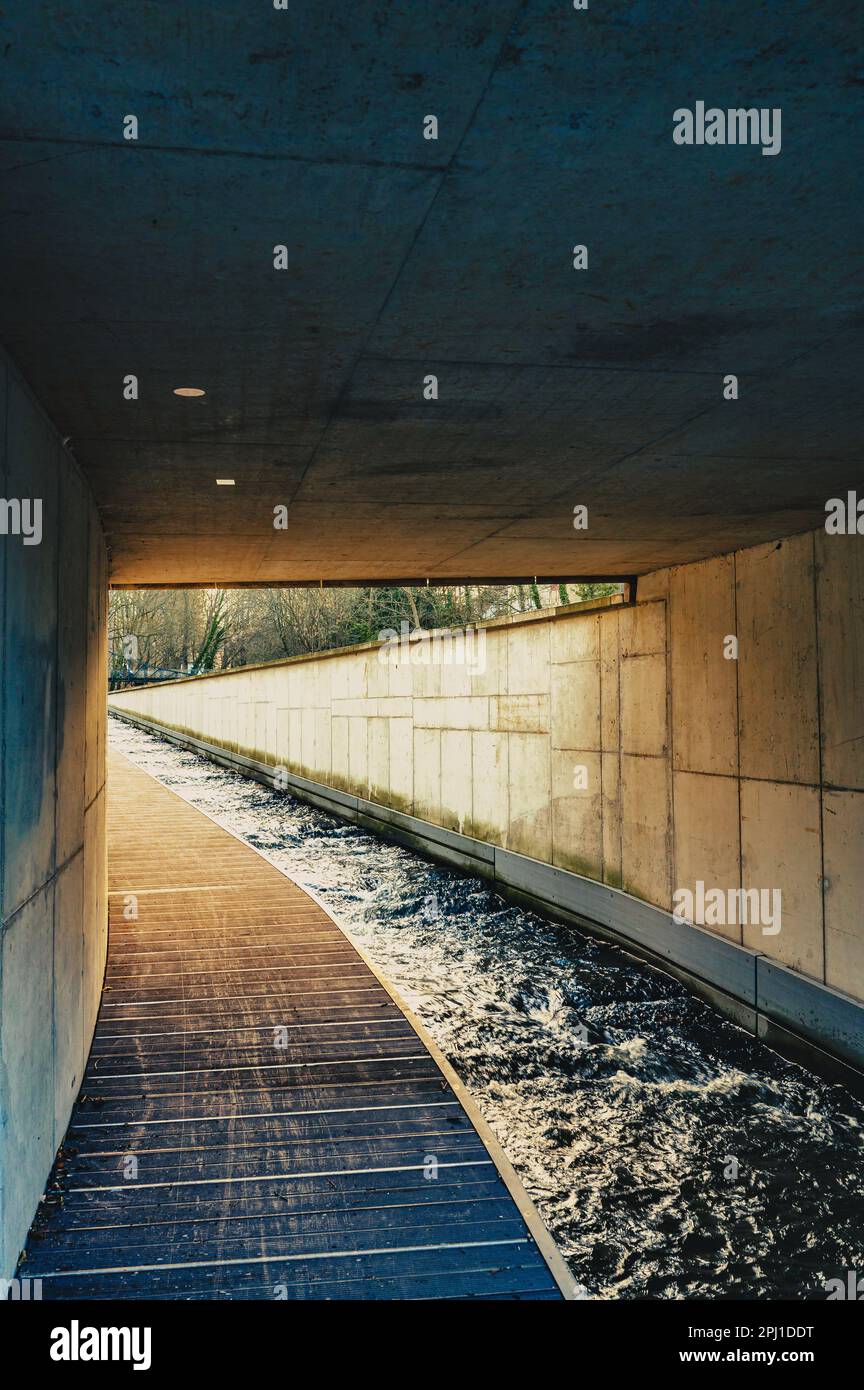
[173,387,206,397]
[216,479,235,486]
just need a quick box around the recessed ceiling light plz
[216,478,235,486]
[174,387,206,397]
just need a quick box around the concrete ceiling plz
[0,1,860,585]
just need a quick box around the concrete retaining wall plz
[109,528,863,1011]
[0,349,108,1278]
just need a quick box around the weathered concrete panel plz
[91,525,108,808]
[85,514,104,800]
[507,621,549,696]
[490,693,549,734]
[439,649,472,698]
[637,569,670,603]
[440,730,472,834]
[508,733,551,861]
[551,613,599,664]
[300,704,317,772]
[816,530,864,790]
[470,730,508,845]
[740,779,823,980]
[621,754,671,906]
[254,701,275,765]
[672,770,742,942]
[619,600,665,657]
[348,715,368,793]
[410,652,442,698]
[601,751,622,888]
[469,627,506,698]
[366,648,389,699]
[368,717,390,804]
[737,534,820,784]
[599,613,620,751]
[389,718,413,813]
[288,707,302,769]
[314,704,332,776]
[355,651,379,703]
[418,696,490,730]
[275,707,291,768]
[551,660,600,750]
[334,696,379,719]
[82,763,107,1051]
[388,655,412,698]
[4,386,58,918]
[670,555,737,775]
[378,696,412,718]
[823,789,864,999]
[53,855,84,1140]
[413,727,440,823]
[0,888,55,1278]
[620,652,668,758]
[331,715,349,789]
[551,748,602,878]
[56,454,89,866]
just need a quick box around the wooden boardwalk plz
[21,751,569,1300]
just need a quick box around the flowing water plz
[109,715,864,1300]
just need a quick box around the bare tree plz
[109,580,622,684]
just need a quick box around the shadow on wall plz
[0,347,108,1279]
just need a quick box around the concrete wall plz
[0,349,108,1278]
[110,528,863,1004]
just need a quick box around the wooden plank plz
[20,750,569,1300]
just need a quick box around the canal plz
[109,715,864,1300]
